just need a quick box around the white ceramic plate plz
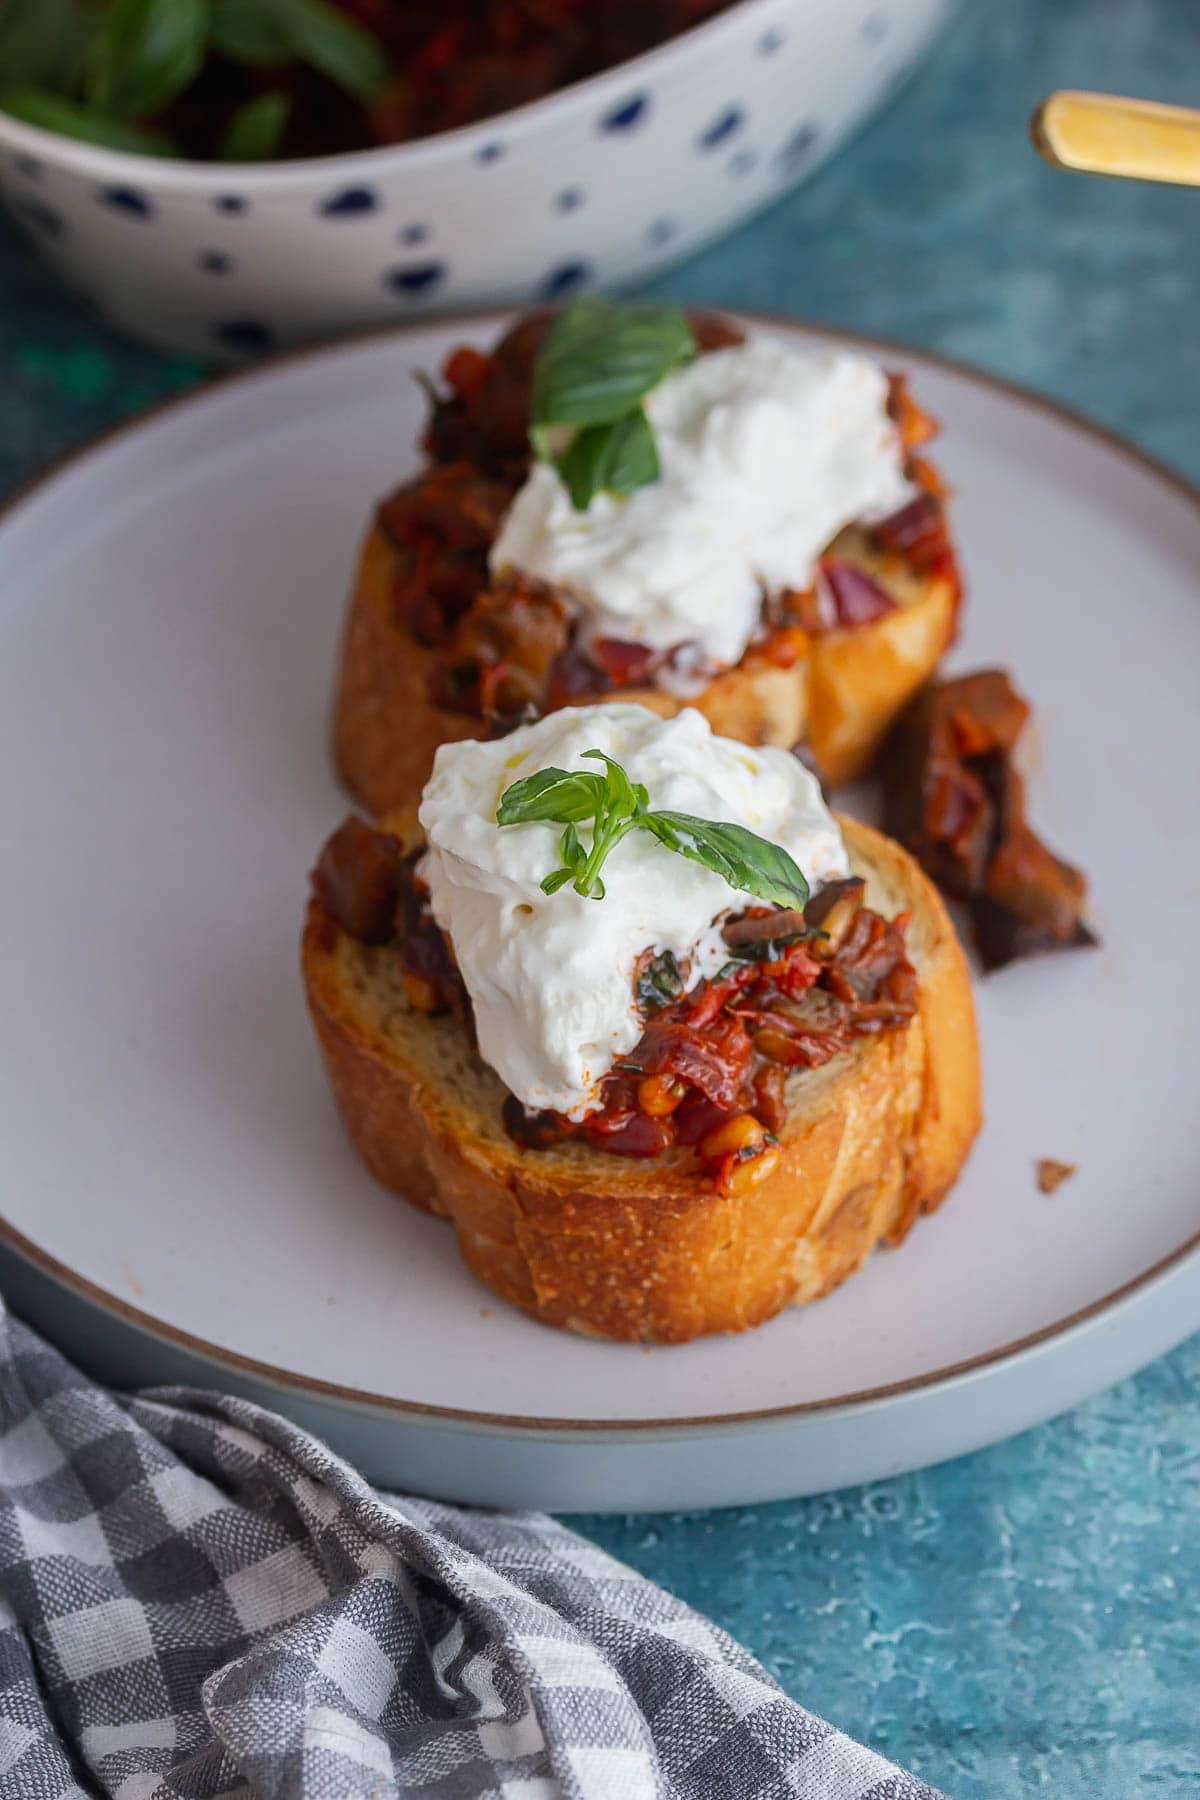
[2,314,1198,1513]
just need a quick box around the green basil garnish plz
[211,0,387,101]
[495,766,605,827]
[532,297,695,430]
[555,408,660,512]
[529,298,696,512]
[640,813,810,912]
[208,0,294,65]
[218,89,291,161]
[86,0,207,122]
[282,0,387,100]
[0,0,387,160]
[497,748,810,911]
[0,0,93,92]
[0,83,175,153]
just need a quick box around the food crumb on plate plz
[1036,1157,1077,1195]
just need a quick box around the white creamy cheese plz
[418,703,849,1120]
[489,336,913,673]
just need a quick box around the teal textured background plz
[2,3,1197,1795]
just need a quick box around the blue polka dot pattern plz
[540,260,592,300]
[697,107,744,151]
[600,94,649,133]
[0,0,929,357]
[213,319,274,354]
[319,187,379,217]
[779,121,819,167]
[99,186,153,218]
[385,262,446,297]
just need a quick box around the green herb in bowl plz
[0,0,746,164]
[0,0,387,161]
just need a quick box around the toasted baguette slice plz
[302,815,981,1344]
[332,524,959,816]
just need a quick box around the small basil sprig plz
[209,0,387,103]
[0,84,173,153]
[86,0,207,123]
[218,90,292,161]
[0,0,92,93]
[529,298,696,512]
[496,749,810,911]
[0,0,387,160]
[555,408,660,512]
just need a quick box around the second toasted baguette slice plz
[332,524,959,815]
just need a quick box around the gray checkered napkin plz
[0,1297,946,1799]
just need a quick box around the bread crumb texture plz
[1036,1158,1077,1196]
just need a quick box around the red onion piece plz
[873,493,942,555]
[589,637,659,685]
[819,558,898,628]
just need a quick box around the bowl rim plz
[0,0,789,193]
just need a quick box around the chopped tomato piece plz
[443,346,491,402]
[584,1112,673,1158]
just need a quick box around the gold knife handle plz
[1032,89,1200,188]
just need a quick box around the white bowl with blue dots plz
[0,0,951,362]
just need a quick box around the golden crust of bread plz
[331,524,959,814]
[301,814,981,1343]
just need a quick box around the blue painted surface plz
[0,3,1197,1794]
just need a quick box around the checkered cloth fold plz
[0,1298,946,1800]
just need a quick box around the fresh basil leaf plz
[540,867,575,896]
[0,83,175,153]
[211,0,385,97]
[555,407,660,511]
[558,821,584,868]
[642,811,810,910]
[287,0,387,100]
[218,89,290,160]
[495,766,603,826]
[532,297,695,430]
[554,426,607,511]
[209,0,294,65]
[86,0,206,121]
[581,747,641,818]
[0,0,93,89]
